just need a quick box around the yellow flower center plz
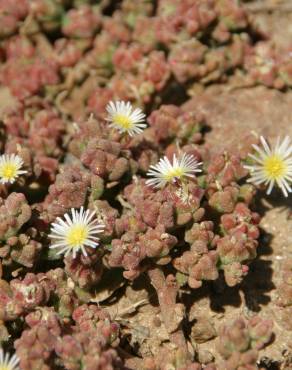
[113,114,133,130]
[263,155,287,180]
[164,167,184,182]
[0,366,12,370]
[0,163,17,180]
[66,225,88,248]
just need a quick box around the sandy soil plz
[183,84,292,368]
[183,5,292,367]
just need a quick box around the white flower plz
[105,100,146,136]
[146,153,202,188]
[0,348,19,370]
[0,154,27,184]
[244,136,292,197]
[49,207,105,258]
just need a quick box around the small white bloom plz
[0,348,19,370]
[146,153,202,188]
[49,207,105,258]
[244,136,292,197]
[105,100,146,136]
[0,154,27,184]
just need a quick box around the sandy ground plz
[182,85,292,367]
[180,3,292,367]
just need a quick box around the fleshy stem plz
[148,266,189,358]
